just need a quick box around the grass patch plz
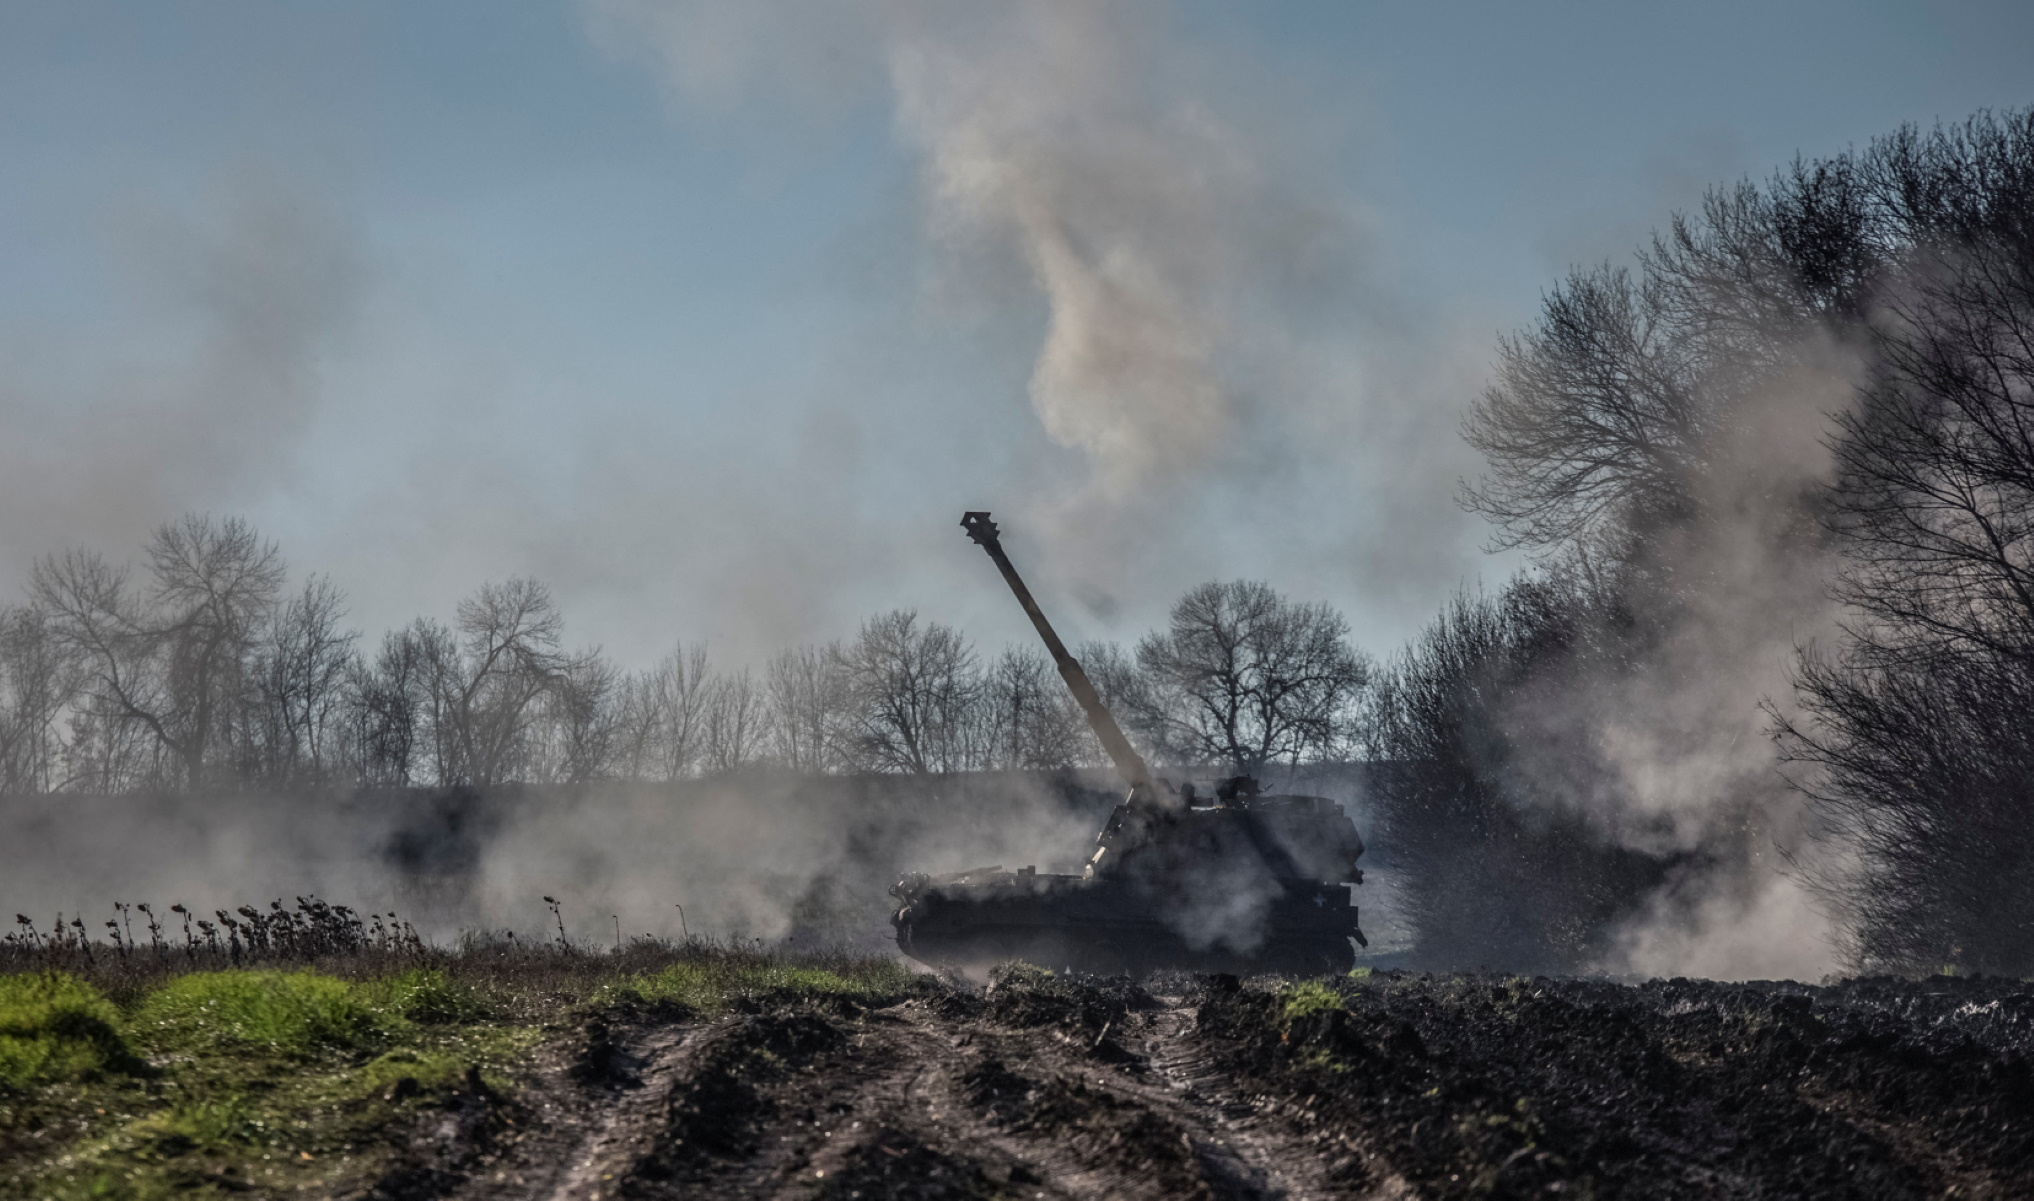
[20,1021,543,1201]
[1279,979,1347,1026]
[128,1090,258,1155]
[0,973,141,1092]
[608,957,917,1014]
[375,967,494,1025]
[7,969,537,1200]
[137,970,388,1056]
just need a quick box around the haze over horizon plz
[4,1,2029,669]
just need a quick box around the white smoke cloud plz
[1558,344,1863,981]
[1612,868,1835,982]
[889,5,1245,493]
[581,0,1487,616]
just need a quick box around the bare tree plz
[1823,247,2034,665]
[1782,644,2034,974]
[1459,148,1895,564]
[249,576,358,786]
[1462,111,2034,575]
[975,646,1086,771]
[0,606,86,793]
[1447,110,2034,973]
[702,667,767,773]
[765,643,850,773]
[655,645,713,778]
[348,622,440,788]
[1134,581,1370,777]
[611,643,712,780]
[837,610,978,774]
[431,578,570,787]
[58,692,162,792]
[540,651,621,784]
[32,550,157,790]
[611,671,662,781]
[1776,113,2034,971]
[1366,576,1672,973]
[1462,266,1718,553]
[33,515,286,790]
[146,515,290,781]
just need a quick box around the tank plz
[888,511,1367,976]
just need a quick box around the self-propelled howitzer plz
[887,511,1367,976]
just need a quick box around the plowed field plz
[428,970,2034,1201]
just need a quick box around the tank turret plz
[888,511,1367,976]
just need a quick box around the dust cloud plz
[0,775,1113,955]
[1499,342,1865,981]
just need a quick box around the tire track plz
[540,1026,702,1201]
[1129,996,1414,1201]
[444,1021,703,1201]
[849,993,1404,1200]
[445,986,1406,1200]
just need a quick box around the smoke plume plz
[1588,348,1861,980]
[586,0,1486,617]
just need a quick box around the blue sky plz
[2,1,2028,668]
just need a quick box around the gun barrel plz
[961,512,1154,794]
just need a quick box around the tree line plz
[1371,109,2034,975]
[0,520,1369,795]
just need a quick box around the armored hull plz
[891,791,1367,976]
[892,866,1360,976]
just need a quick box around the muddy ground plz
[381,969,2034,1201]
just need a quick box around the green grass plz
[605,957,918,1014]
[137,970,389,1056]
[1278,979,1347,1026]
[21,1021,544,1201]
[3,966,531,1199]
[0,973,141,1092]
[374,967,495,1025]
